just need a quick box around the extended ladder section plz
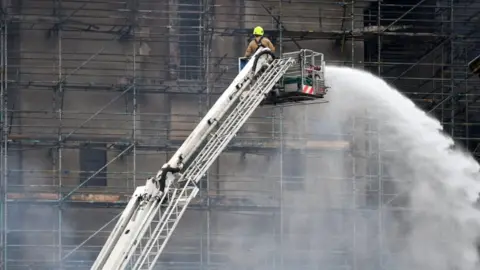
[91,53,295,270]
[131,57,294,270]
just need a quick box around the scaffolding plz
[0,0,479,269]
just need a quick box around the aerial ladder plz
[91,48,328,270]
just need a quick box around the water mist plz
[322,65,480,270]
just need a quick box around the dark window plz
[282,151,305,191]
[178,0,202,80]
[79,143,107,187]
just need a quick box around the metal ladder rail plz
[130,59,289,269]
[132,58,293,269]
[134,59,291,270]
[111,59,265,269]
[132,58,295,270]
[117,177,197,269]
[114,58,276,269]
[180,59,290,183]
[103,194,166,270]
[121,61,287,269]
[90,187,145,270]
[117,61,284,265]
[121,187,187,269]
[180,59,294,185]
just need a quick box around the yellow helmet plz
[253,26,264,36]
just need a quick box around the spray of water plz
[188,65,480,270]
[323,65,480,270]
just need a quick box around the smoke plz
[314,65,480,270]
[4,147,106,269]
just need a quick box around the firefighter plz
[244,26,276,58]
